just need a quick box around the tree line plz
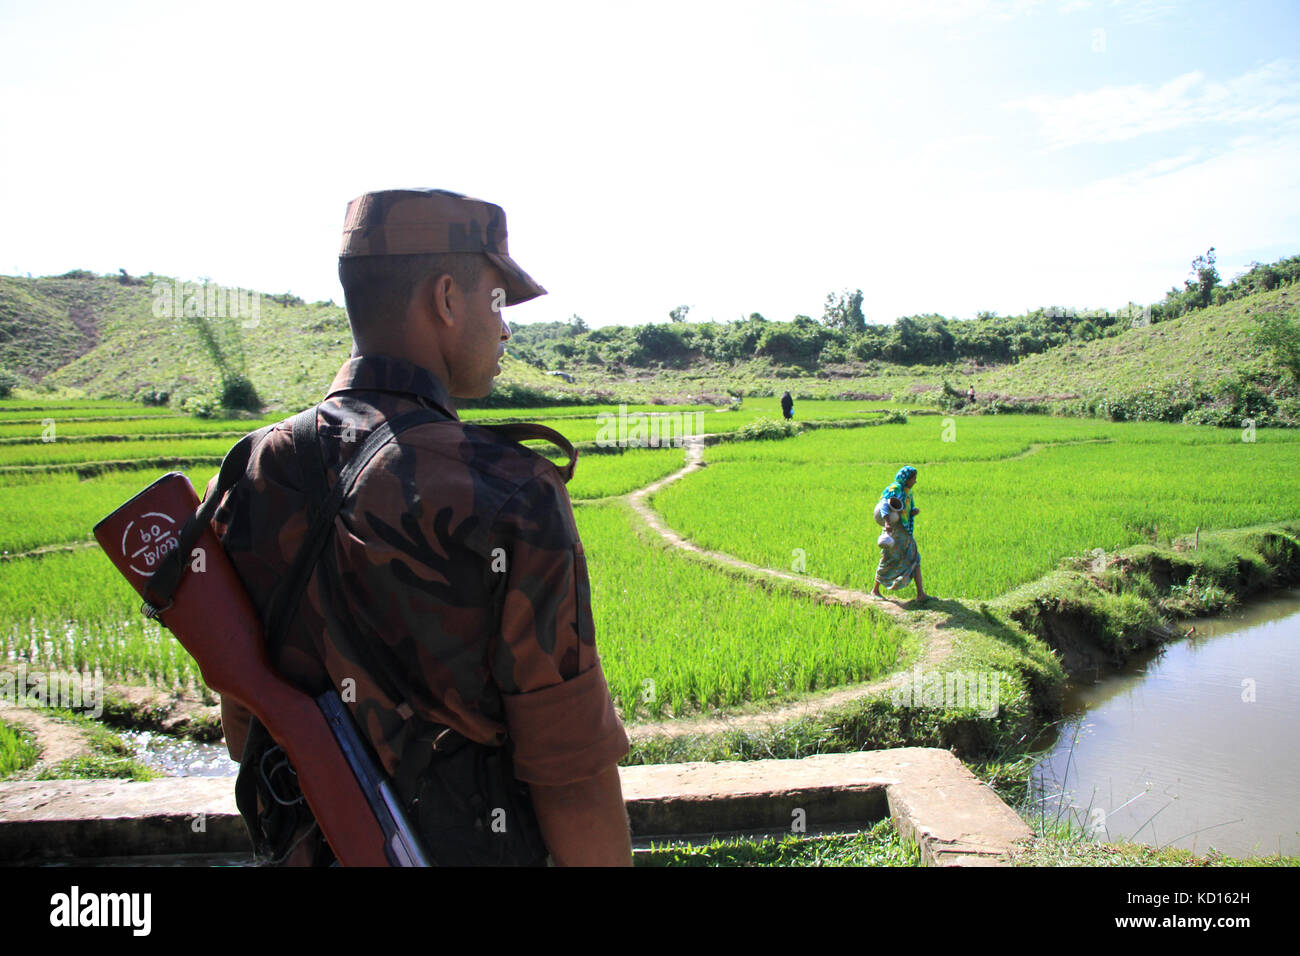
[507,253,1300,371]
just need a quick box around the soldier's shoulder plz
[396,418,562,483]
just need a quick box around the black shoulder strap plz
[291,407,330,524]
[143,423,276,612]
[262,406,443,676]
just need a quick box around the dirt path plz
[0,705,90,775]
[0,668,220,781]
[620,435,955,741]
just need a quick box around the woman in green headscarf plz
[870,465,928,601]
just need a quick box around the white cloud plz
[1109,0,1182,25]
[1005,59,1300,149]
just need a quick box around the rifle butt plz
[93,472,396,866]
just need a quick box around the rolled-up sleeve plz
[489,472,629,786]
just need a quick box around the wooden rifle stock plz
[93,472,398,866]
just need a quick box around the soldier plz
[211,188,632,866]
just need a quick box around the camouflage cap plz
[339,188,547,306]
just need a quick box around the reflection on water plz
[121,729,239,777]
[1031,587,1300,858]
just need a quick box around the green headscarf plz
[880,465,918,534]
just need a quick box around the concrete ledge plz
[0,778,247,861]
[0,748,1030,866]
[619,749,1031,866]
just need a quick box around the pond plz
[1030,587,1300,858]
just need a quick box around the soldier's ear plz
[418,272,458,328]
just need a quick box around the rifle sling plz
[262,405,443,698]
[143,424,275,613]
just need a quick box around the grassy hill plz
[0,274,146,381]
[968,287,1299,425]
[1,273,604,412]
[976,287,1296,400]
[1,269,1296,424]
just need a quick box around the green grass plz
[637,818,919,866]
[0,397,1294,756]
[0,717,40,777]
[974,287,1296,402]
[0,447,681,555]
[1009,830,1300,867]
[26,706,160,781]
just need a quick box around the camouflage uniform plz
[210,354,629,861]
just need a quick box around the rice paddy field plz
[652,415,1300,600]
[3,395,1298,728]
[0,396,906,718]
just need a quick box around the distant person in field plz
[780,391,794,420]
[871,465,928,602]
[967,386,975,406]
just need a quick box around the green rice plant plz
[484,403,893,447]
[0,550,201,688]
[0,400,181,418]
[0,413,279,439]
[462,402,720,422]
[0,466,218,552]
[0,436,236,468]
[575,500,907,720]
[652,416,1300,600]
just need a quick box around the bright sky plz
[1,0,1297,328]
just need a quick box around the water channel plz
[1030,587,1300,858]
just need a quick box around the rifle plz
[93,470,430,866]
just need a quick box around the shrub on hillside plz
[937,380,968,412]
[982,399,1049,415]
[0,367,18,399]
[181,394,218,418]
[220,374,262,412]
[1252,310,1300,385]
[1094,386,1195,423]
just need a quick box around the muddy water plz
[1030,588,1300,858]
